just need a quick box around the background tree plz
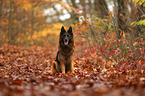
[94,0,108,18]
[117,0,128,39]
[0,0,144,45]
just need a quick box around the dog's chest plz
[59,53,72,64]
[63,55,72,63]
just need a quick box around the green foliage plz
[75,11,144,70]
[131,0,145,26]
[131,20,145,26]
[132,0,145,6]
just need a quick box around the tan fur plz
[51,61,59,73]
[51,26,74,74]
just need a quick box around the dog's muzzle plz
[64,38,69,46]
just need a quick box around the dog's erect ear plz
[68,26,72,33]
[60,26,66,34]
[67,26,73,35]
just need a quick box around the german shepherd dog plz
[51,26,74,74]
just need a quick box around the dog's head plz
[59,26,74,47]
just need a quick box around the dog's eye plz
[67,35,69,37]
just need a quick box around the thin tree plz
[94,0,108,18]
[0,0,4,21]
[117,0,128,39]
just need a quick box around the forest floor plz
[0,44,144,96]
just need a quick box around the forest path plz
[0,44,144,96]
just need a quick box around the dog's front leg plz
[61,62,65,73]
[70,60,74,73]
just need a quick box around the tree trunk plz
[52,6,62,22]
[0,0,3,21]
[70,0,79,22]
[117,0,128,39]
[31,4,34,36]
[8,0,13,44]
[88,0,94,15]
[81,0,87,18]
[94,0,108,18]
